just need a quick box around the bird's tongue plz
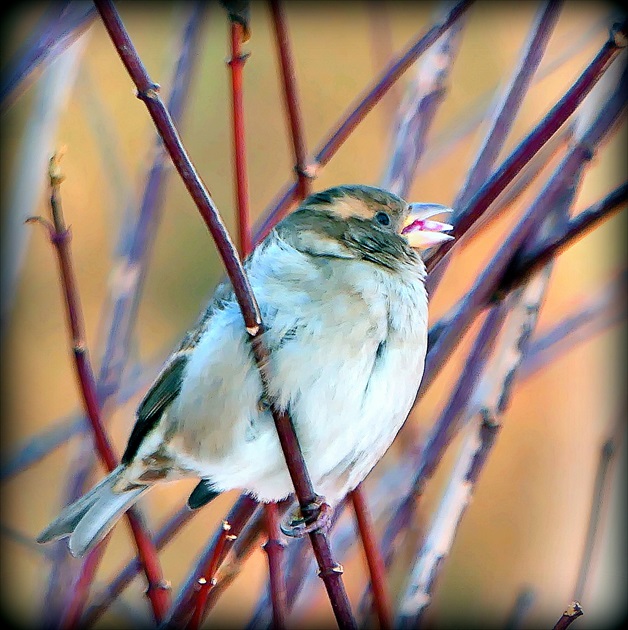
[402,203,454,249]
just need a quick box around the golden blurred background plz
[1,1,626,628]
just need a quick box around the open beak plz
[401,202,455,249]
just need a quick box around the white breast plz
[168,238,428,504]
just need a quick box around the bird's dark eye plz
[375,211,391,226]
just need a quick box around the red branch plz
[165,495,259,626]
[229,20,251,258]
[350,488,393,630]
[29,154,169,623]
[263,503,288,629]
[92,2,355,626]
[269,0,312,201]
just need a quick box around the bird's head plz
[277,184,454,270]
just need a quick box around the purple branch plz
[0,2,95,107]
[425,20,627,282]
[496,182,628,297]
[521,272,626,379]
[454,1,563,210]
[573,419,624,602]
[381,2,466,198]
[422,63,627,394]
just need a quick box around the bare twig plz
[455,1,563,210]
[263,503,288,629]
[164,495,259,628]
[552,602,584,630]
[504,588,536,630]
[269,0,312,201]
[350,488,393,630]
[84,505,193,626]
[30,153,169,623]
[422,62,627,394]
[228,19,252,257]
[0,2,95,106]
[382,1,466,199]
[495,182,628,298]
[573,420,624,603]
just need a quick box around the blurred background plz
[1,1,626,628]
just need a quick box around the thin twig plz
[422,62,627,394]
[228,20,252,258]
[350,488,393,630]
[381,1,466,199]
[495,182,628,298]
[504,588,536,630]
[30,154,169,623]
[84,505,193,626]
[269,0,312,201]
[573,419,624,602]
[427,0,563,290]
[454,1,563,210]
[163,495,259,628]
[0,2,95,106]
[552,602,584,630]
[93,3,356,626]
[263,503,288,629]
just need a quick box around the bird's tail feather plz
[37,465,148,557]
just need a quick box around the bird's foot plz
[280,496,333,538]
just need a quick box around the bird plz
[37,184,453,557]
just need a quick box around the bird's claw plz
[280,496,333,537]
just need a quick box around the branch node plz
[611,22,627,48]
[318,563,344,578]
[49,149,67,186]
[295,162,319,180]
[136,83,161,102]
[246,323,261,336]
[145,579,172,594]
[565,601,584,617]
[226,51,251,66]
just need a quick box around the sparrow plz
[38,184,453,557]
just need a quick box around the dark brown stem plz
[350,488,393,630]
[31,153,170,623]
[269,0,312,201]
[263,503,288,629]
[92,4,356,625]
[229,20,251,258]
[552,602,584,630]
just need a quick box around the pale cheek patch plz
[329,198,374,222]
